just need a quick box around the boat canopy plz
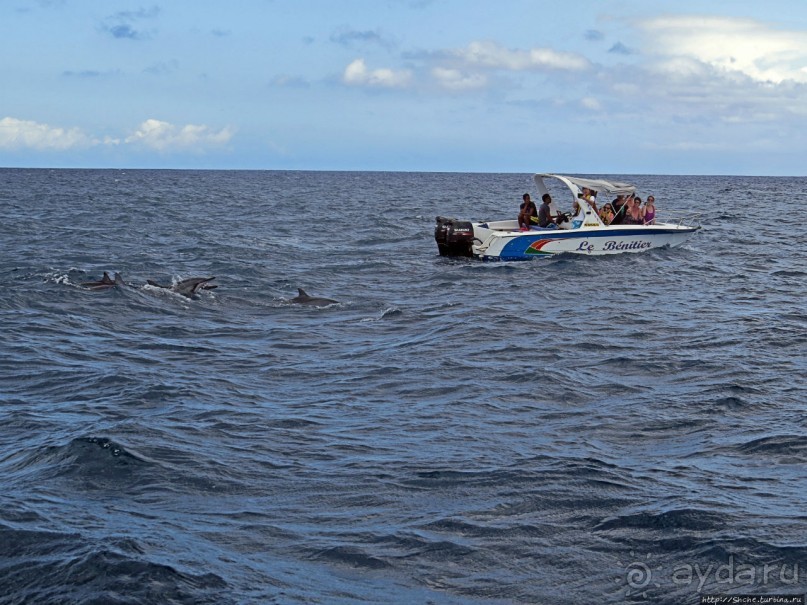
[534,174,637,197]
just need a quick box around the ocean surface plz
[1,169,805,605]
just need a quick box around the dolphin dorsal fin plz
[298,288,308,297]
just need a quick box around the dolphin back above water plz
[80,272,126,290]
[290,288,338,307]
[147,277,217,298]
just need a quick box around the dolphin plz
[290,288,338,307]
[81,272,126,290]
[147,277,217,298]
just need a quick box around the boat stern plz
[434,216,475,257]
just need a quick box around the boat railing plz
[659,212,701,229]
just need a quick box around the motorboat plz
[434,174,701,260]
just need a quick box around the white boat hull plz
[471,221,699,260]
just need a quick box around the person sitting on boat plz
[518,193,537,230]
[537,194,562,228]
[624,197,644,224]
[643,195,656,225]
[599,203,615,224]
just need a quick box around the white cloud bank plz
[125,119,234,151]
[0,117,100,150]
[448,40,591,72]
[342,40,591,92]
[639,15,807,84]
[0,116,233,153]
[336,17,805,104]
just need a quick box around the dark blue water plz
[1,169,805,604]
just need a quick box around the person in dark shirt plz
[518,193,537,229]
[537,194,560,228]
[610,195,627,225]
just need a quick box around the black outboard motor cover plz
[435,216,474,257]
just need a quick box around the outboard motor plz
[434,216,474,257]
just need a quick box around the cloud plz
[638,15,807,84]
[101,6,160,40]
[331,27,394,50]
[124,119,234,152]
[342,58,413,88]
[0,117,234,153]
[449,40,591,72]
[575,14,807,141]
[585,30,604,42]
[431,67,487,90]
[106,24,139,40]
[0,117,98,150]
[339,40,590,93]
[580,97,602,111]
[111,6,160,20]
[62,69,105,78]
[608,42,633,55]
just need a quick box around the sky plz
[1,0,806,174]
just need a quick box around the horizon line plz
[1,166,805,178]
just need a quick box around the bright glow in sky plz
[2,0,806,174]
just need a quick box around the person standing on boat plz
[580,187,599,214]
[624,197,644,224]
[537,194,561,228]
[518,193,537,229]
[610,195,628,224]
